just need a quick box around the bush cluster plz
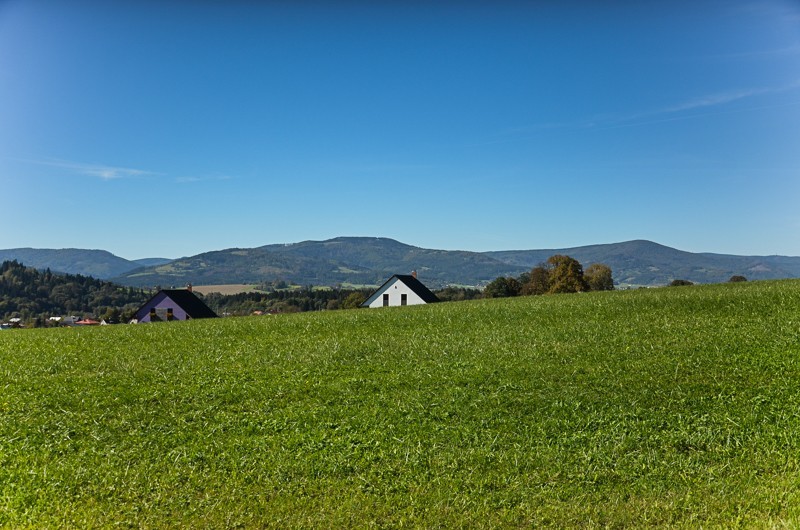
[483,255,613,298]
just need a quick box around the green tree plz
[521,264,551,295]
[584,263,614,291]
[729,275,747,283]
[483,277,521,298]
[547,255,587,294]
[342,292,367,309]
[435,287,482,302]
[100,307,122,323]
[669,279,694,287]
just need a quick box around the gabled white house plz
[362,273,439,308]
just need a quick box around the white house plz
[362,273,439,308]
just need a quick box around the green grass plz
[2,280,800,527]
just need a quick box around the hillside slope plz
[5,238,800,288]
[0,248,139,279]
[114,238,800,288]
[113,237,525,288]
[0,248,171,279]
[0,260,151,321]
[2,281,800,526]
[486,239,800,286]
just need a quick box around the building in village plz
[133,285,217,322]
[362,272,439,308]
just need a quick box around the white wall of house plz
[365,277,429,308]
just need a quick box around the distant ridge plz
[132,257,173,268]
[111,237,522,289]
[486,240,800,286]
[3,239,799,288]
[0,248,171,279]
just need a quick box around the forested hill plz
[112,237,525,289]
[0,260,152,323]
[4,238,800,288]
[112,237,800,288]
[486,240,800,286]
[0,248,171,279]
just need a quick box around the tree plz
[729,275,747,283]
[584,263,614,291]
[546,255,587,294]
[326,299,341,310]
[0,260,152,324]
[434,286,482,302]
[669,279,694,287]
[483,276,521,298]
[341,292,367,309]
[521,264,551,295]
[100,307,121,323]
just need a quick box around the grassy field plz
[2,280,800,527]
[192,284,340,295]
[191,284,262,295]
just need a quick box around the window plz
[383,293,389,307]
[401,293,408,306]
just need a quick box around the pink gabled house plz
[134,286,217,323]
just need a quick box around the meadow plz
[191,284,262,296]
[1,280,800,527]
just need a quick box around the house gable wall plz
[135,293,190,322]
[365,277,428,308]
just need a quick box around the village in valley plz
[0,250,621,330]
[0,269,455,329]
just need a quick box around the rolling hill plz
[486,239,800,286]
[4,238,800,288]
[3,281,800,526]
[112,237,524,289]
[110,238,800,288]
[0,248,171,279]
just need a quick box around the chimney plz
[186,283,192,292]
[411,270,417,279]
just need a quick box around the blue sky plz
[1,1,799,259]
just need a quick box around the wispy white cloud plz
[175,175,234,184]
[656,81,800,115]
[17,158,239,184]
[582,81,800,130]
[706,43,800,61]
[21,158,157,180]
[485,80,800,143]
[732,1,800,24]
[660,88,769,113]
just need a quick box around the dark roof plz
[395,275,440,303]
[142,289,218,319]
[364,274,440,305]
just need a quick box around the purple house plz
[134,288,217,323]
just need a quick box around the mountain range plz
[3,238,799,289]
[0,248,171,279]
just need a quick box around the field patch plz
[2,280,800,527]
[191,284,261,295]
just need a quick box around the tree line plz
[483,255,613,298]
[2,256,606,327]
[199,285,483,316]
[200,287,372,315]
[0,260,152,325]
[0,259,484,327]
